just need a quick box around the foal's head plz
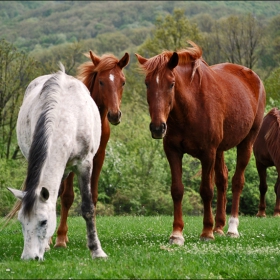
[78,51,130,125]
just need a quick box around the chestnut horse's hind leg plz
[228,140,253,237]
[255,161,268,217]
[213,151,228,236]
[164,146,185,245]
[55,172,75,248]
[273,175,280,216]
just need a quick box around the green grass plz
[0,215,280,279]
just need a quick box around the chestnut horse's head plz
[135,52,179,139]
[78,51,130,125]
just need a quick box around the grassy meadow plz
[0,215,279,279]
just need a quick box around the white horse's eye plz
[40,220,47,227]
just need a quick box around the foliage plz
[137,9,203,57]
[0,39,42,159]
[264,67,280,109]
[1,216,280,279]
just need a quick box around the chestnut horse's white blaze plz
[8,64,106,260]
[109,73,115,82]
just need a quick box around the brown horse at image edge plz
[253,107,280,217]
[135,41,266,244]
[54,51,129,248]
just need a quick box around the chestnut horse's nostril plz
[149,122,167,139]
[107,110,122,125]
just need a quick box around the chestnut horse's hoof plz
[273,212,280,217]
[214,228,225,236]
[200,232,214,241]
[91,248,108,259]
[256,211,266,217]
[169,234,185,246]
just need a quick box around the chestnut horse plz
[55,51,129,248]
[253,107,280,217]
[135,41,266,244]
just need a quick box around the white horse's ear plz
[40,187,49,202]
[7,187,26,200]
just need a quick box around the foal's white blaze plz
[109,74,114,82]
[227,216,240,237]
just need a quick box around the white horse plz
[8,64,107,260]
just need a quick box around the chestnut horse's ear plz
[89,51,100,66]
[118,52,130,69]
[135,53,148,65]
[167,52,179,70]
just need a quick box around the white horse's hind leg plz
[227,216,239,237]
[78,167,107,259]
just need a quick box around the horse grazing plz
[253,107,280,217]
[8,64,106,260]
[55,51,129,248]
[135,41,266,244]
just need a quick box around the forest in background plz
[1,1,280,217]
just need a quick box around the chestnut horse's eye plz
[99,81,104,86]
[170,82,175,89]
[122,81,126,86]
[145,82,149,88]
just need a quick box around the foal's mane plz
[77,52,119,90]
[138,41,206,81]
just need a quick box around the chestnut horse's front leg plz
[164,145,185,245]
[55,172,75,248]
[213,151,228,235]
[255,161,268,217]
[273,175,280,216]
[199,152,215,240]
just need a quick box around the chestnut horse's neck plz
[88,72,109,122]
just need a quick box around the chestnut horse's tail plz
[265,108,280,168]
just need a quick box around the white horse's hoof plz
[227,231,240,238]
[169,235,184,246]
[91,249,108,259]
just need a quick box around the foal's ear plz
[7,187,26,200]
[167,52,179,70]
[118,52,130,69]
[89,51,100,66]
[135,53,148,65]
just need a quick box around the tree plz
[137,8,203,57]
[0,39,41,159]
[208,13,264,69]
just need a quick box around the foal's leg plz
[255,161,268,217]
[213,151,228,235]
[164,146,185,245]
[55,172,75,248]
[78,164,107,258]
[228,141,252,237]
[273,175,280,216]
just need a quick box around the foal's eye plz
[99,81,104,86]
[145,82,149,88]
[170,82,175,89]
[122,81,126,86]
[40,220,47,227]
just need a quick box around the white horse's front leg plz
[227,216,239,237]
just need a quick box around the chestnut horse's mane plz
[138,41,208,82]
[77,52,119,89]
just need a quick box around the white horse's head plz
[8,187,56,261]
